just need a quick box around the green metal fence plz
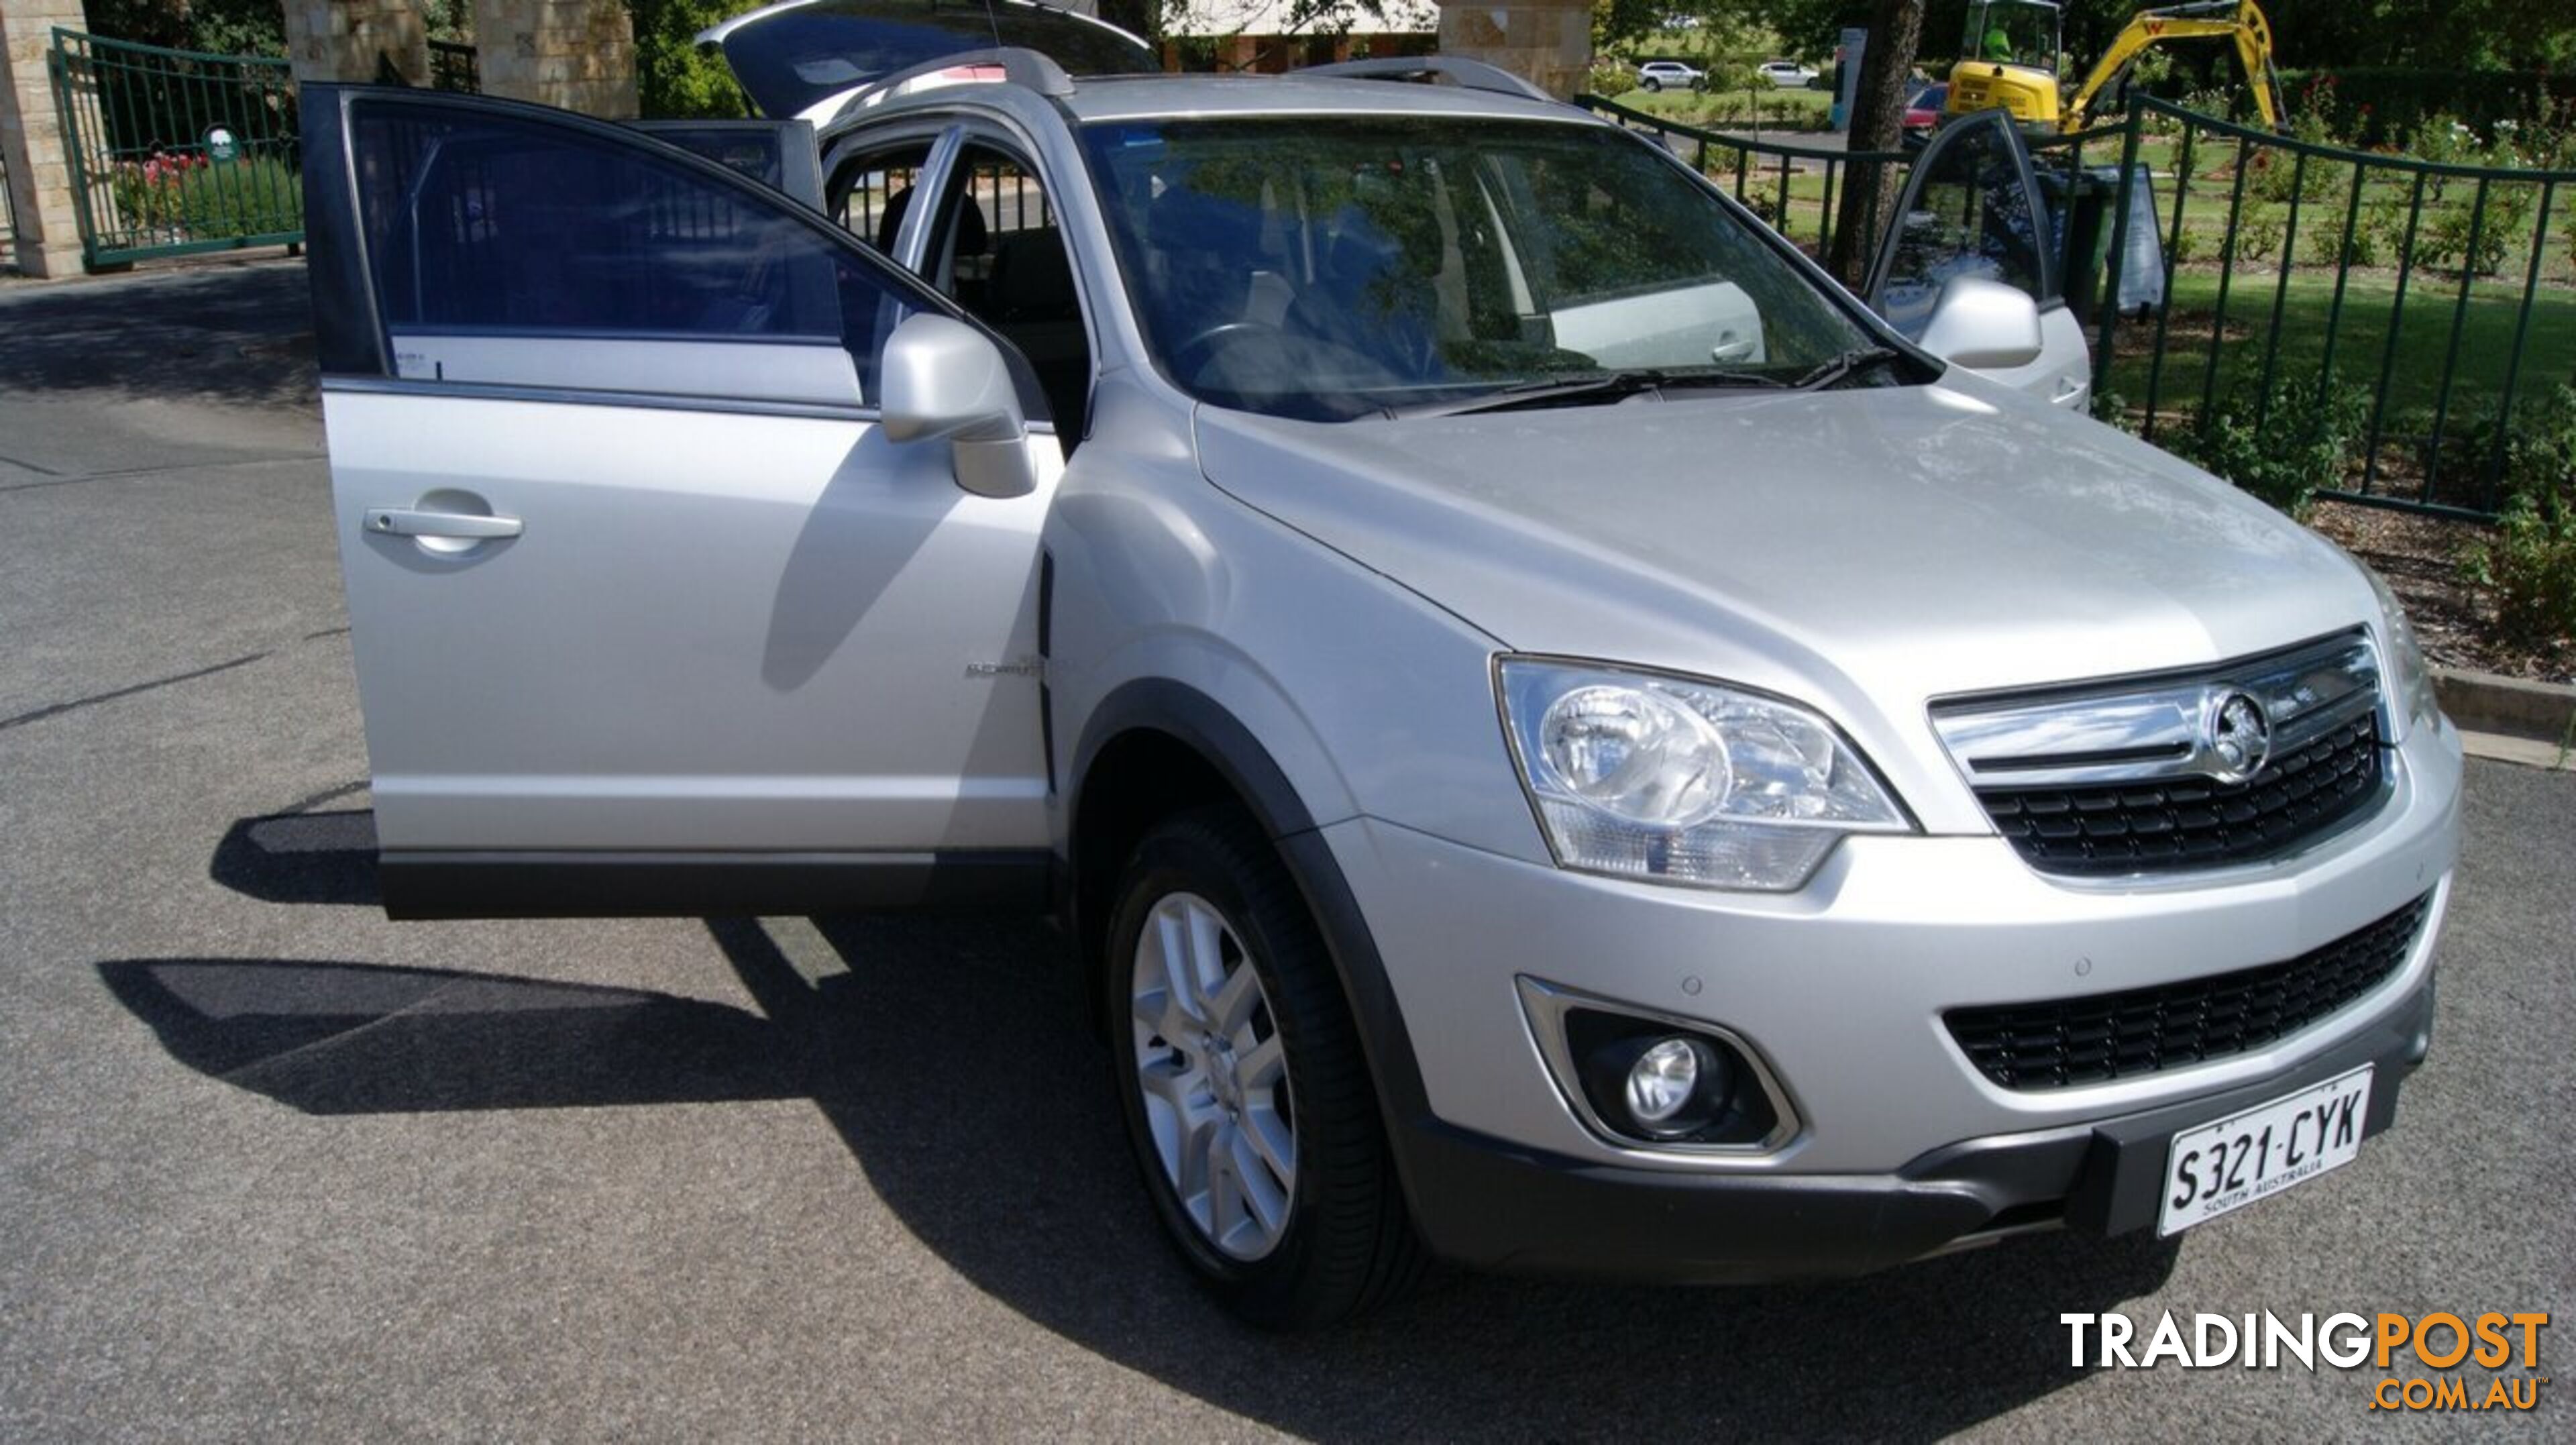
[2096,95,2576,520]
[1585,92,2574,522]
[47,28,301,270]
[1578,95,2130,303]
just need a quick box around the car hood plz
[1195,378,2378,816]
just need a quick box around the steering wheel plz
[1169,321,1275,382]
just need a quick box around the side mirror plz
[1916,275,2045,372]
[879,314,1036,499]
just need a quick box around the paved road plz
[3,262,2570,1440]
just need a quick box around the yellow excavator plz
[1943,0,2286,133]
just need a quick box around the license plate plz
[2158,1065,2373,1237]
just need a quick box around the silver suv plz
[297,1,2460,1328]
[1636,60,1706,93]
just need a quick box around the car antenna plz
[978,0,1005,50]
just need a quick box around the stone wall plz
[282,0,430,87]
[0,0,87,274]
[1434,0,1594,99]
[470,0,636,119]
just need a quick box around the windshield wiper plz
[1389,366,1784,420]
[1789,346,1905,392]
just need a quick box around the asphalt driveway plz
[2,262,2569,1440]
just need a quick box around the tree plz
[83,0,284,55]
[1099,0,1157,44]
[631,0,747,118]
[1823,0,1924,286]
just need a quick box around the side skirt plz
[378,849,1054,920]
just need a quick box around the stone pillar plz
[282,0,431,87]
[1435,0,1593,99]
[0,0,85,276]
[470,0,636,119]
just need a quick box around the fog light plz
[1552,998,1773,1148]
[1625,1037,1701,1125]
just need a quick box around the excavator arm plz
[2067,0,2284,131]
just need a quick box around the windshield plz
[1960,1,2061,67]
[1077,117,1884,422]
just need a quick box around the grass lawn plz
[2105,269,2576,424]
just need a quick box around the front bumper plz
[1395,977,2433,1281]
[1321,716,2461,1277]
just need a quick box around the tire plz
[1642,77,1662,93]
[1104,806,1423,1328]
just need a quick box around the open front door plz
[301,86,1062,918]
[1864,109,2091,409]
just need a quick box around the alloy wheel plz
[1128,891,1297,1261]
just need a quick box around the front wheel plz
[1642,77,1663,93]
[1104,808,1421,1328]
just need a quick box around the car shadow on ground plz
[139,808,2176,1438]
[0,261,315,407]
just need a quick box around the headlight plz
[2359,561,2440,739]
[1497,659,1913,892]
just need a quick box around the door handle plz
[364,507,523,540]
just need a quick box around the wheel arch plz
[1065,679,1438,1147]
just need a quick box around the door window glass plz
[932,145,1086,437]
[1871,116,2055,339]
[350,100,908,398]
[831,139,936,252]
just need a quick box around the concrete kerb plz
[2435,667,2576,771]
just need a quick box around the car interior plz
[829,140,1091,447]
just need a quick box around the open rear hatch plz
[702,0,1157,122]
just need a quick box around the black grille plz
[1978,712,2385,875]
[1945,893,2432,1090]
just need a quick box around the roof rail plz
[1296,55,1554,104]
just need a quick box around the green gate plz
[47,28,301,269]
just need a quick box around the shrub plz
[1585,58,1634,97]
[2412,183,2530,276]
[2496,384,2576,508]
[109,151,299,241]
[2167,376,2371,518]
[2229,208,2285,264]
[2248,114,2340,205]
[2363,196,2422,267]
[2460,495,2576,652]
[2457,385,2576,652]
[2304,213,2378,268]
[182,156,300,238]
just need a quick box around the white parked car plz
[1760,58,1821,88]
[1635,60,1705,93]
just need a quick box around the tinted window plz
[630,119,824,209]
[350,101,909,397]
[1079,117,1875,421]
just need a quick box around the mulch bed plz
[2307,498,2574,684]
